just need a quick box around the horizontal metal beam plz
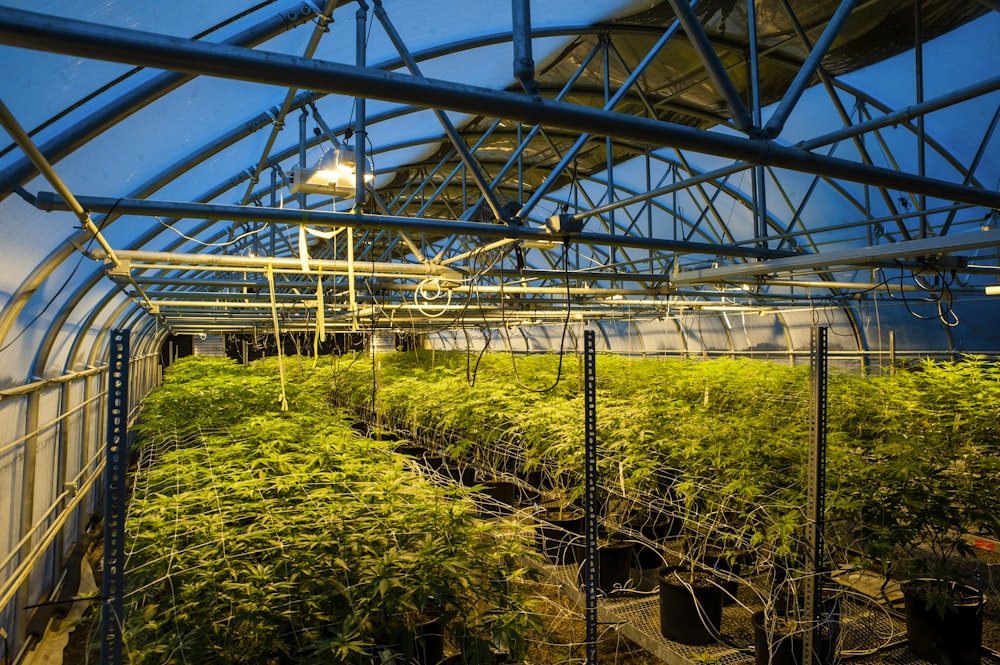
[798,74,1000,151]
[95,248,464,280]
[4,7,1000,209]
[36,192,793,260]
[673,227,1000,284]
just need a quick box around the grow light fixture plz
[287,147,372,196]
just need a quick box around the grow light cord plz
[880,262,960,327]
[499,239,573,394]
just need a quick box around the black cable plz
[883,262,959,327]
[506,239,573,394]
[412,243,514,345]
[464,249,499,387]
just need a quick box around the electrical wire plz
[154,216,267,248]
[503,239,573,394]
[880,262,960,327]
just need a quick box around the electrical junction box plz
[545,213,584,235]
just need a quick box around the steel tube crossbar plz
[0,1,320,198]
[799,75,1000,152]
[92,248,464,280]
[37,192,793,259]
[3,7,1000,208]
[666,0,753,133]
[762,0,859,138]
[673,227,1000,284]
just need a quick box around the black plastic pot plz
[438,650,510,664]
[535,507,585,565]
[517,467,546,491]
[629,510,680,571]
[658,566,724,645]
[700,548,751,607]
[410,619,445,665]
[902,579,985,665]
[752,611,836,665]
[474,480,519,515]
[441,463,477,486]
[578,538,634,594]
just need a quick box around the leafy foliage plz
[125,356,540,665]
[332,350,1000,600]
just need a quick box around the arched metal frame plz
[0,2,996,383]
[3,5,999,654]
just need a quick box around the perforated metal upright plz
[100,330,129,665]
[803,326,828,665]
[583,329,598,664]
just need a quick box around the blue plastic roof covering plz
[0,0,647,382]
[0,1,998,387]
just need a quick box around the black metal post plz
[583,330,598,664]
[803,326,828,665]
[100,329,130,665]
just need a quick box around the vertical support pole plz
[297,108,308,212]
[14,391,40,646]
[355,0,369,210]
[645,147,653,269]
[803,326,828,665]
[512,0,537,94]
[747,0,767,249]
[582,330,598,665]
[100,330,130,665]
[889,329,896,374]
[269,169,278,256]
[914,0,927,239]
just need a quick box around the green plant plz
[124,357,542,664]
[835,357,1000,612]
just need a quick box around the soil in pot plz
[658,565,724,645]
[535,507,585,565]
[902,579,985,665]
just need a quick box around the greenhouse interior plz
[1,0,1000,664]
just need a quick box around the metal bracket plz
[279,2,320,28]
[105,258,131,278]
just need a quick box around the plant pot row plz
[656,571,987,665]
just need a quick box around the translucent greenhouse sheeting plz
[0,0,996,389]
[3,2,1000,663]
